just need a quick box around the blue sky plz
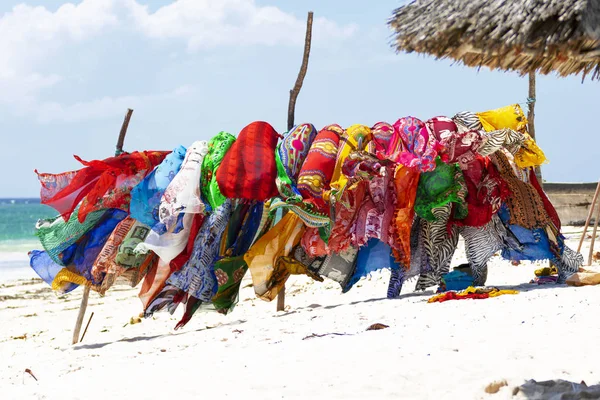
[1,0,598,198]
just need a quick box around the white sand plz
[1,227,599,400]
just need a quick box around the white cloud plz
[0,0,357,122]
[125,0,357,50]
[36,84,196,123]
[0,0,118,107]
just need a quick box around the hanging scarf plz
[158,141,209,232]
[492,151,551,230]
[392,116,440,172]
[476,104,547,168]
[35,206,107,266]
[245,212,306,301]
[36,151,169,222]
[275,123,317,200]
[391,164,420,268]
[296,124,343,214]
[201,132,236,211]
[329,124,372,200]
[368,122,395,159]
[130,145,187,227]
[414,158,468,222]
[134,212,196,264]
[145,200,233,318]
[343,239,400,293]
[216,121,280,201]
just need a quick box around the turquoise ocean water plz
[0,198,56,282]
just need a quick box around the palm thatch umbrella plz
[388,0,600,181]
[389,0,600,80]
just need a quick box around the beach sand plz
[1,227,599,399]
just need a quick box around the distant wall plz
[545,182,598,226]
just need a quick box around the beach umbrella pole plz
[277,11,313,312]
[528,72,543,185]
[72,108,134,344]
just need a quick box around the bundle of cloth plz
[29,103,583,329]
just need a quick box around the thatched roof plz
[389,0,600,80]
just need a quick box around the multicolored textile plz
[35,206,107,265]
[130,145,187,227]
[476,104,547,168]
[158,141,209,231]
[391,165,420,267]
[36,151,168,222]
[245,212,306,301]
[297,124,343,214]
[368,122,395,159]
[492,152,551,230]
[201,132,236,211]
[343,239,400,292]
[414,158,467,222]
[275,123,317,200]
[91,217,137,283]
[70,209,128,284]
[307,246,358,289]
[29,250,80,294]
[216,121,280,201]
[134,212,196,264]
[165,199,233,302]
[427,286,519,303]
[477,104,528,134]
[392,116,440,172]
[329,124,372,199]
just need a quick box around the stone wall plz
[544,182,598,226]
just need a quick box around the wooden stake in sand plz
[588,187,600,266]
[277,11,314,313]
[71,108,134,345]
[577,181,600,254]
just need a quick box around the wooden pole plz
[277,11,313,312]
[588,192,600,266]
[577,181,600,253]
[72,108,134,344]
[527,72,543,184]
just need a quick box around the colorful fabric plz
[391,165,420,267]
[515,134,548,168]
[166,199,233,303]
[368,122,395,159]
[201,132,236,211]
[158,141,209,231]
[414,158,467,222]
[343,239,400,292]
[216,121,280,201]
[392,116,440,172]
[36,151,168,222]
[91,217,137,283]
[329,124,372,199]
[492,152,551,230]
[297,125,343,214]
[477,104,528,134]
[307,246,358,289]
[275,123,317,200]
[29,250,80,294]
[35,206,107,266]
[130,145,187,227]
[427,286,519,303]
[70,209,128,284]
[134,212,196,264]
[245,212,306,301]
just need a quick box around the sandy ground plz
[1,227,599,400]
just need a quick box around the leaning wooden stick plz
[80,311,95,343]
[72,108,134,344]
[577,180,600,254]
[276,11,314,313]
[588,192,600,266]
